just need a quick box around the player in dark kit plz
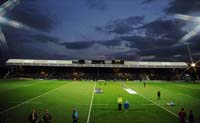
[178,108,187,123]
[72,109,78,123]
[157,91,160,100]
[43,109,52,123]
[117,96,123,111]
[188,110,194,123]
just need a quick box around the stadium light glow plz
[174,14,200,44]
[0,0,21,56]
[191,63,196,67]
[0,0,36,57]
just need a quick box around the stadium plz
[0,0,200,123]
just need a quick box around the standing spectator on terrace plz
[28,109,38,123]
[43,109,52,123]
[188,110,194,123]
[117,96,123,111]
[178,108,187,123]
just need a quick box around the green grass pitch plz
[0,80,199,123]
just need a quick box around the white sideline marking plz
[141,103,156,106]
[8,101,42,104]
[139,94,178,117]
[0,84,67,114]
[87,82,96,123]
[124,88,138,94]
[138,94,189,123]
[75,104,108,106]
[93,104,108,106]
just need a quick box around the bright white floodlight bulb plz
[191,63,196,67]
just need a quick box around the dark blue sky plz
[1,0,200,62]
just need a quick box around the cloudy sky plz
[1,0,200,63]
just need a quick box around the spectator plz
[28,109,38,123]
[43,109,52,123]
[178,108,187,123]
[188,110,194,123]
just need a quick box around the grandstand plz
[6,59,188,68]
[3,59,189,80]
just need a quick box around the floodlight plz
[174,14,200,43]
[191,63,196,67]
[0,0,37,57]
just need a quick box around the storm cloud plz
[166,0,200,14]
[7,0,54,32]
[1,0,200,64]
[93,14,199,61]
[95,16,144,35]
[86,0,108,10]
[0,0,59,62]
[142,0,155,4]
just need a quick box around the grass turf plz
[0,80,199,123]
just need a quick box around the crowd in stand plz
[0,66,183,81]
[1,65,199,81]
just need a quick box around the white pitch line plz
[138,94,189,123]
[139,94,178,117]
[123,85,189,122]
[8,101,43,104]
[124,88,138,94]
[86,82,96,123]
[0,83,67,114]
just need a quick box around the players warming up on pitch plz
[157,91,161,100]
[178,108,187,123]
[28,109,38,123]
[188,110,194,123]
[124,100,129,111]
[72,109,78,123]
[43,109,52,123]
[144,82,146,88]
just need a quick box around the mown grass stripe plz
[0,83,67,114]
